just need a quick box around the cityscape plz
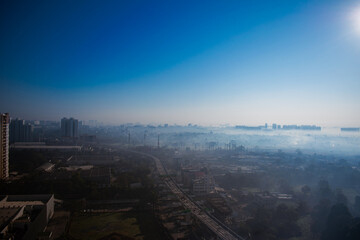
[1,113,360,239]
[1,1,360,240]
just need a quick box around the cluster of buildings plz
[341,127,360,132]
[0,112,83,180]
[181,168,215,195]
[0,194,54,240]
[60,118,79,138]
[9,119,33,143]
[235,125,263,130]
[0,113,67,239]
[280,124,321,131]
[236,124,321,131]
[0,113,104,239]
[155,183,195,239]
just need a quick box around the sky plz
[0,0,360,126]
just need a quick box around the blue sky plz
[1,0,360,126]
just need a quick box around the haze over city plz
[1,0,360,126]
[2,1,360,240]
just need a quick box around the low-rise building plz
[192,175,215,195]
[0,194,54,240]
[36,163,55,172]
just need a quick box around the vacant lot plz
[69,212,142,240]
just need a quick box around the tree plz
[346,217,360,240]
[318,179,332,199]
[321,203,352,240]
[354,196,360,216]
[336,189,348,206]
[296,200,309,216]
[311,199,331,236]
[274,204,301,238]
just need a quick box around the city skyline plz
[1,0,360,127]
[1,114,357,131]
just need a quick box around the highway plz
[140,152,245,240]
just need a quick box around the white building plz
[0,113,9,179]
[192,175,215,195]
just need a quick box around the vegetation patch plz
[69,213,142,240]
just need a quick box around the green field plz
[69,213,143,240]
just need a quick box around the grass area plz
[134,211,164,240]
[69,213,143,240]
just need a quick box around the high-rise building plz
[0,113,9,179]
[61,117,79,138]
[10,118,33,143]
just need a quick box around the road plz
[139,151,245,240]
